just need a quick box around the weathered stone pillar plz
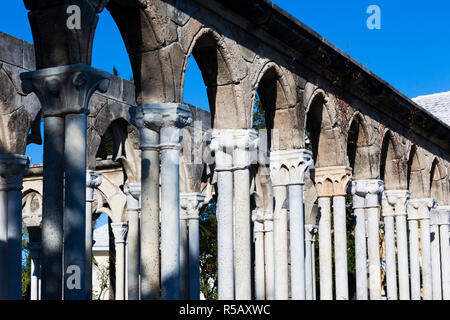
[263,211,275,300]
[430,206,450,300]
[211,130,235,300]
[111,222,128,300]
[124,183,141,300]
[21,64,110,300]
[130,107,160,300]
[407,198,437,300]
[351,181,368,300]
[0,154,30,299]
[231,130,258,300]
[86,171,102,300]
[270,159,289,300]
[314,166,352,300]
[180,192,205,300]
[273,150,313,300]
[383,190,410,300]
[132,103,192,300]
[380,191,397,300]
[305,224,318,300]
[27,226,42,301]
[253,210,265,300]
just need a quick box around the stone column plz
[270,158,289,300]
[407,198,437,300]
[130,107,160,300]
[431,206,450,300]
[231,130,258,300]
[0,154,30,299]
[132,103,192,300]
[305,224,318,300]
[351,181,368,300]
[211,130,235,300]
[125,183,141,300]
[270,150,313,300]
[314,166,352,300]
[383,190,410,300]
[253,210,265,300]
[180,192,205,300]
[263,211,275,300]
[85,171,102,300]
[111,222,128,300]
[21,64,110,300]
[27,226,42,301]
[380,192,397,300]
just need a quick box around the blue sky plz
[2,1,449,163]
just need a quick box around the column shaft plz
[63,113,87,300]
[264,219,275,300]
[30,254,41,300]
[127,210,140,300]
[383,216,397,300]
[420,219,433,300]
[188,217,200,300]
[0,189,7,299]
[273,185,288,300]
[318,196,333,300]
[85,194,93,300]
[431,224,442,299]
[254,221,265,300]
[396,215,410,300]
[41,116,65,300]
[354,202,369,300]
[7,188,23,299]
[233,165,252,300]
[160,126,181,300]
[180,218,189,299]
[288,184,306,300]
[408,220,421,300]
[333,195,348,300]
[304,226,314,300]
[366,205,381,300]
[440,224,450,300]
[140,143,160,300]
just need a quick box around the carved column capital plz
[382,190,410,217]
[305,224,319,241]
[312,166,352,197]
[0,154,30,191]
[111,222,128,244]
[430,206,450,226]
[270,149,313,186]
[407,198,437,221]
[211,129,258,171]
[21,64,110,117]
[124,182,141,212]
[86,170,102,202]
[180,192,205,220]
[351,179,384,209]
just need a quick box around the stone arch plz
[305,88,343,167]
[346,112,373,179]
[407,145,428,198]
[182,27,244,129]
[430,157,447,204]
[252,62,298,151]
[22,189,43,227]
[379,130,407,190]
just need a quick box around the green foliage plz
[199,202,218,300]
[21,225,31,299]
[252,95,266,130]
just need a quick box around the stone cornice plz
[407,198,437,221]
[312,166,352,197]
[21,64,110,117]
[269,149,313,186]
[382,190,410,217]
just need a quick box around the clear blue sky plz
[2,1,449,165]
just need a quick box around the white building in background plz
[92,224,111,300]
